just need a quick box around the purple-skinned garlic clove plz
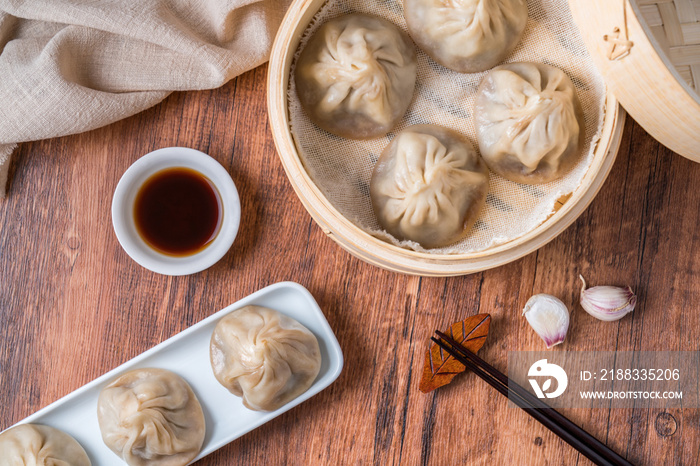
[579,275,636,321]
[522,294,570,349]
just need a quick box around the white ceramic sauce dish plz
[5,282,344,465]
[112,147,240,276]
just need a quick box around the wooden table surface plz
[1,64,699,465]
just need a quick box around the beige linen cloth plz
[0,0,291,197]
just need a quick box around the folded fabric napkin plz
[0,0,291,197]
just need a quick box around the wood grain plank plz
[1,65,698,466]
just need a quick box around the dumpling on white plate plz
[295,13,417,139]
[97,368,205,466]
[210,305,321,412]
[404,0,528,73]
[0,424,91,466]
[370,124,489,248]
[475,62,584,184]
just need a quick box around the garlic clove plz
[522,294,570,349]
[579,275,636,321]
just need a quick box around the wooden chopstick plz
[436,331,631,465]
[434,331,632,466]
[432,331,633,466]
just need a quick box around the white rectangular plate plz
[9,282,344,464]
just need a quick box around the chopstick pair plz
[431,331,633,466]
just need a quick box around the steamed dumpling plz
[210,305,321,412]
[0,424,91,466]
[404,0,527,73]
[97,368,205,466]
[370,125,489,248]
[475,62,584,184]
[295,13,417,139]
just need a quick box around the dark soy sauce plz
[134,167,222,256]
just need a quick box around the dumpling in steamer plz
[475,62,584,184]
[210,305,322,412]
[295,13,417,139]
[0,424,91,466]
[370,125,489,248]
[404,0,528,73]
[97,368,205,466]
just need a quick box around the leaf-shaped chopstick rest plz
[419,314,491,393]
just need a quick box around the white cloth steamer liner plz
[288,0,607,253]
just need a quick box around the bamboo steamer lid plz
[569,0,700,162]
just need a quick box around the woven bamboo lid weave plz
[638,0,700,90]
[569,0,700,162]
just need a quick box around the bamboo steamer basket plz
[267,0,626,277]
[569,0,700,162]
